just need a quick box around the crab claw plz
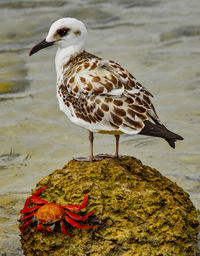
[46,223,55,233]
[37,223,46,233]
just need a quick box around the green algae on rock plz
[19,156,199,256]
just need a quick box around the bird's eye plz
[57,28,70,37]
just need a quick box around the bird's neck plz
[55,45,84,80]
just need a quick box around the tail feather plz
[139,120,184,148]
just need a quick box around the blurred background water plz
[0,0,200,255]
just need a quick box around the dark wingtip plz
[177,135,184,141]
[166,139,176,149]
[166,134,184,149]
[139,120,184,149]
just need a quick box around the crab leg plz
[30,187,49,204]
[63,194,89,212]
[20,211,35,220]
[65,210,95,221]
[22,187,47,208]
[65,216,97,229]
[60,220,72,236]
[79,194,89,209]
[33,186,48,196]
[21,187,48,211]
[23,196,32,209]
[20,205,40,214]
[20,218,33,232]
[31,196,48,204]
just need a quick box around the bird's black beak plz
[29,39,55,56]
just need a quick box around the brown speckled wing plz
[59,51,161,134]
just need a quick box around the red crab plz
[20,187,97,236]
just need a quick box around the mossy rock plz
[19,156,199,256]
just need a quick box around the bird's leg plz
[97,134,121,159]
[88,131,104,161]
[73,131,103,162]
[89,131,94,162]
[114,135,120,159]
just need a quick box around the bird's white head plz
[29,18,87,56]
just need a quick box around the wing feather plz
[59,51,162,133]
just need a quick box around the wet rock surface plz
[19,156,199,256]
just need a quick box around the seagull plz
[29,18,183,162]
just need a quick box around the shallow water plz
[0,0,200,254]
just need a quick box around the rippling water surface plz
[0,0,200,254]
